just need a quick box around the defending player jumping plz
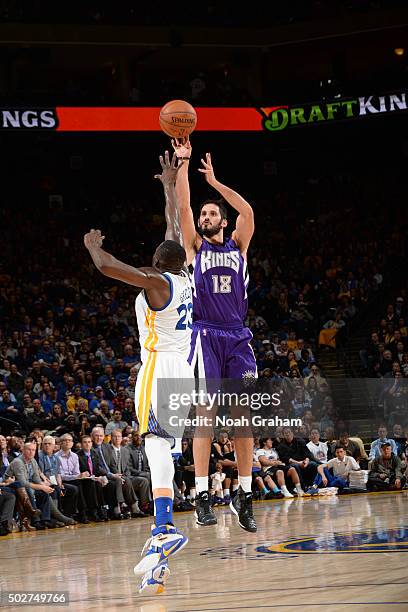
[84,151,193,595]
[173,138,257,532]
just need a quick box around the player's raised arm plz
[84,229,167,290]
[199,152,254,255]
[172,138,202,263]
[154,151,183,246]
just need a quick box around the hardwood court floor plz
[1,491,407,612]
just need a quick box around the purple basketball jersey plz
[191,237,249,326]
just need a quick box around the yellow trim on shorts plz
[137,350,158,435]
[144,308,158,352]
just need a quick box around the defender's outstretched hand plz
[198,152,217,186]
[154,150,184,187]
[84,229,105,250]
[171,137,192,160]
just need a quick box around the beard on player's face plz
[198,219,224,237]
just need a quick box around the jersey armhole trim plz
[144,274,173,312]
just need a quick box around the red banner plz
[55,107,263,131]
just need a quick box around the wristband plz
[179,157,191,161]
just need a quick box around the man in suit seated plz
[109,429,148,517]
[91,425,134,519]
[5,441,56,530]
[128,431,151,485]
[77,435,109,521]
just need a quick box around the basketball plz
[159,99,197,139]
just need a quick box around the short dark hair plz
[156,240,186,270]
[334,444,344,452]
[199,198,228,220]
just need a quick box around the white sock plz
[238,476,252,494]
[223,488,230,497]
[232,483,239,492]
[114,505,121,515]
[295,483,303,492]
[195,477,209,494]
[131,502,139,512]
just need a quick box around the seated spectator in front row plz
[77,435,111,521]
[277,427,319,489]
[5,441,55,529]
[210,463,226,501]
[368,425,398,461]
[307,445,360,494]
[91,426,140,519]
[38,435,77,525]
[109,429,148,517]
[57,433,104,523]
[256,437,305,498]
[307,429,328,463]
[176,438,195,501]
[367,442,406,491]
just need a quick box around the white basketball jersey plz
[136,270,192,361]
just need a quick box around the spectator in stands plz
[56,433,103,523]
[7,433,24,460]
[7,364,24,396]
[318,312,345,350]
[5,441,55,529]
[392,424,406,459]
[105,409,128,436]
[304,365,327,390]
[37,435,76,525]
[109,429,148,516]
[307,429,328,462]
[291,387,312,418]
[77,434,109,521]
[91,426,133,519]
[177,438,195,500]
[307,444,360,494]
[360,331,380,371]
[89,386,105,412]
[336,432,361,462]
[367,442,406,491]
[369,425,398,460]
[277,427,318,489]
[319,397,337,432]
[66,386,88,413]
[211,431,238,502]
[256,437,303,498]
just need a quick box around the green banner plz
[261,92,407,132]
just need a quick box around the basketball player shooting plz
[84,151,193,595]
[172,138,257,532]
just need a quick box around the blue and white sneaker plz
[133,524,188,576]
[139,561,170,595]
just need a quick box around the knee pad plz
[144,435,174,494]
